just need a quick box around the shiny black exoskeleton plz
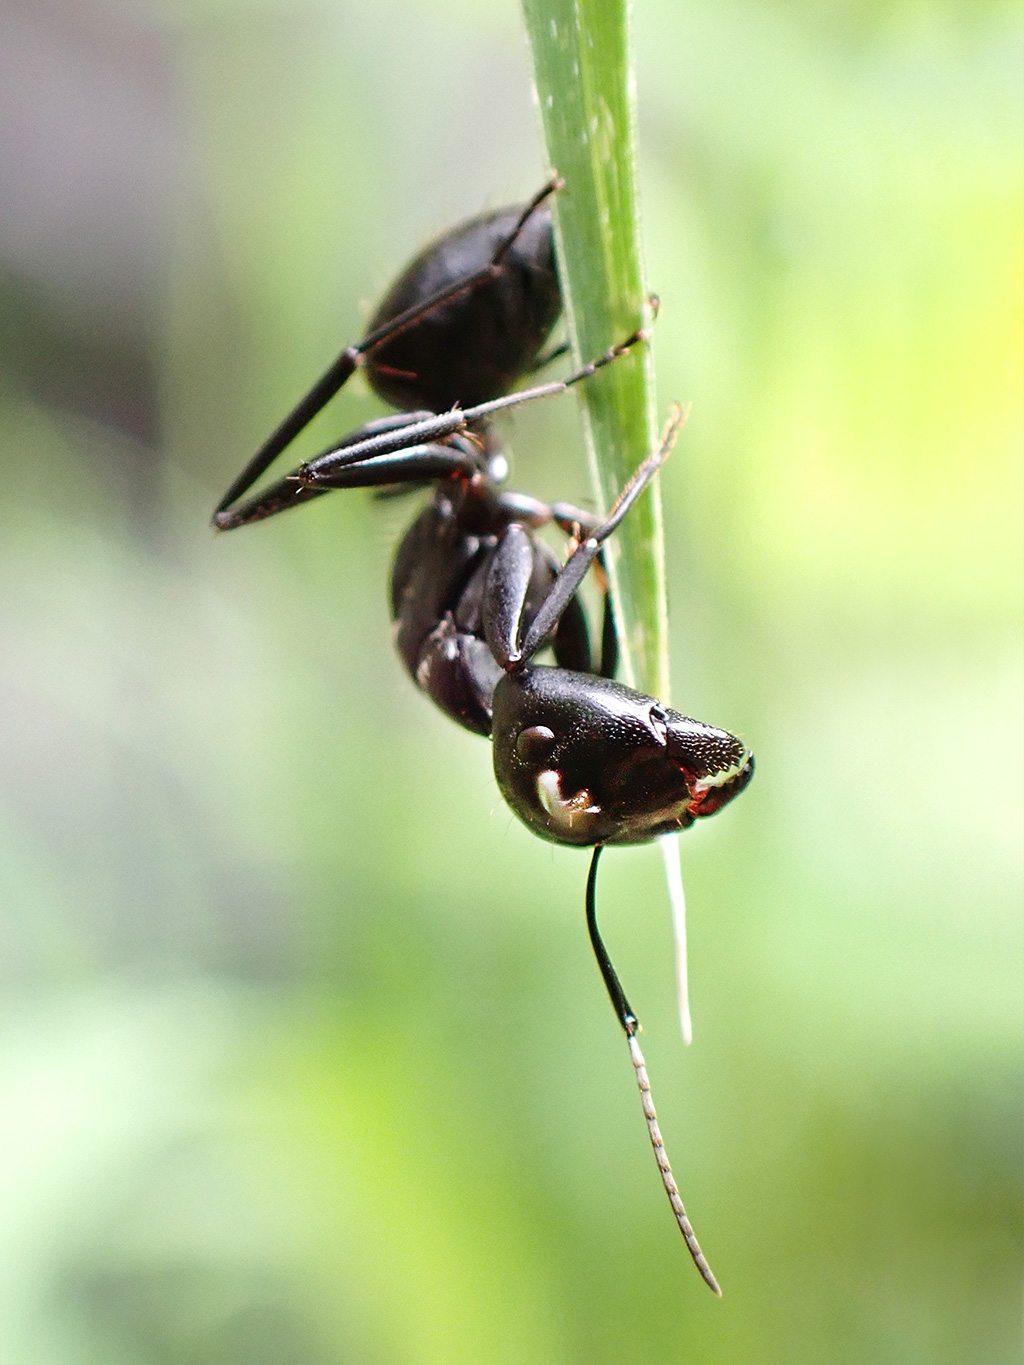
[493,669,753,847]
[364,199,561,413]
[212,185,753,1293]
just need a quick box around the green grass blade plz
[522,0,696,1049]
[521,0,667,698]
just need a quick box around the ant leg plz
[552,583,594,672]
[599,591,619,680]
[301,325,651,490]
[479,404,678,672]
[585,847,722,1297]
[526,286,657,381]
[487,492,596,671]
[214,443,477,530]
[308,445,475,491]
[549,503,620,680]
[488,177,562,267]
[481,523,536,668]
[214,477,329,530]
[481,522,594,672]
[527,340,570,372]
[456,324,651,424]
[517,407,685,663]
[214,412,451,528]
[214,346,361,517]
[213,181,561,519]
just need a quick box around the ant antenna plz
[585,845,722,1296]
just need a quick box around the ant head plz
[491,666,753,847]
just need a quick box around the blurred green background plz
[0,0,1020,1361]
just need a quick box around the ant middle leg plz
[548,501,620,680]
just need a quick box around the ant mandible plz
[213,181,753,1294]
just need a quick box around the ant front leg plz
[482,408,683,676]
[550,501,620,680]
[517,407,684,662]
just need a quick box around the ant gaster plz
[213,181,753,1294]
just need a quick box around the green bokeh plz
[0,1,1019,1361]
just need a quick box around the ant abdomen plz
[364,203,561,412]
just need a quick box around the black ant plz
[213,182,754,1294]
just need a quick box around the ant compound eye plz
[515,724,556,764]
